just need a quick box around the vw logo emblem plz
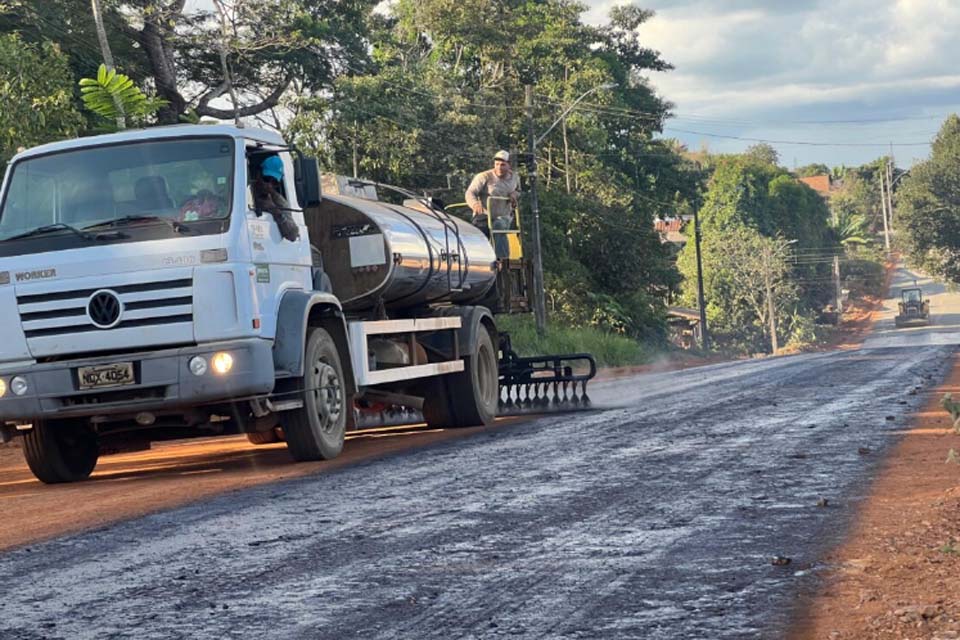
[87,290,123,329]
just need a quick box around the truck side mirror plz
[295,156,322,208]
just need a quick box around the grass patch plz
[496,315,651,368]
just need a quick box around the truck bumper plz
[0,339,275,422]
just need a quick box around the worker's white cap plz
[493,150,510,162]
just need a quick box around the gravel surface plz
[0,342,953,639]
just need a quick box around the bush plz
[842,258,885,295]
[496,315,650,368]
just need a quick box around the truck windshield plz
[0,137,234,246]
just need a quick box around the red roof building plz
[654,218,687,245]
[798,174,831,196]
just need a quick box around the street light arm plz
[533,83,615,148]
[891,169,911,188]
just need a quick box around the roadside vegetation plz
[496,315,651,368]
[895,115,960,283]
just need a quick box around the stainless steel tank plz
[309,194,498,312]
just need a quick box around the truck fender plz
[427,305,496,357]
[273,290,357,394]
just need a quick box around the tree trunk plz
[90,0,125,129]
[563,66,571,194]
[213,0,240,125]
[140,13,186,124]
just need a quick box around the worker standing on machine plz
[465,150,519,258]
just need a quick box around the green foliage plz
[830,162,887,235]
[677,223,803,353]
[285,0,690,340]
[78,65,166,128]
[841,257,885,296]
[0,33,83,167]
[689,154,834,332]
[940,392,960,431]
[743,143,780,167]
[496,315,650,367]
[830,207,870,247]
[895,115,960,282]
[796,163,830,178]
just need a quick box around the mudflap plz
[497,332,597,415]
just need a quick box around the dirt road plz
[0,342,952,639]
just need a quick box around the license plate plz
[77,362,135,390]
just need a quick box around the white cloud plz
[582,0,960,165]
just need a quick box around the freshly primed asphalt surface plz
[1,270,957,639]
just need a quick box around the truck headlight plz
[0,379,6,398]
[10,376,28,396]
[189,356,208,376]
[211,352,234,375]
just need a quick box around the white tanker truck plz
[0,125,594,483]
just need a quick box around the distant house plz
[654,217,687,247]
[798,174,831,196]
[666,307,702,349]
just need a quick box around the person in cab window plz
[253,155,299,242]
[179,189,224,221]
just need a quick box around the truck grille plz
[16,275,195,356]
[18,278,193,338]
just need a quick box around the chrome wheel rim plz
[311,359,342,433]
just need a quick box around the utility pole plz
[762,246,778,353]
[693,207,709,350]
[832,206,843,315]
[879,168,890,253]
[525,85,548,335]
[886,149,895,229]
[352,120,359,178]
[90,0,125,129]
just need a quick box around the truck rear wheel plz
[423,323,498,428]
[22,419,99,484]
[282,327,348,461]
[246,428,282,445]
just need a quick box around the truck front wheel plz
[282,327,348,461]
[22,419,99,484]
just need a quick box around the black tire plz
[422,377,456,428]
[22,419,99,484]
[422,323,498,428]
[246,428,281,445]
[281,327,348,461]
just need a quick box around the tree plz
[796,163,830,178]
[744,143,780,167]
[895,115,960,281]
[0,33,84,167]
[4,0,375,124]
[285,1,690,339]
[677,225,800,353]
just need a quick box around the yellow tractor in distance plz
[894,287,931,328]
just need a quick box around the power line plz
[662,126,932,148]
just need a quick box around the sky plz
[582,0,960,169]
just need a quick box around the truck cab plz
[0,125,500,483]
